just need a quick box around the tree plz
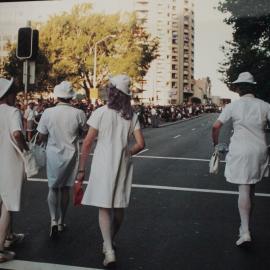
[3,42,51,93]
[39,3,159,98]
[218,0,270,101]
[3,4,158,99]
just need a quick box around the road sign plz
[23,61,36,85]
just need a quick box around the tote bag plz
[10,136,40,178]
[209,150,219,174]
[28,133,46,168]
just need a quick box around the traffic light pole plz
[23,59,29,106]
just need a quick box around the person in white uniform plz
[37,81,86,238]
[76,74,145,267]
[0,78,28,262]
[212,72,270,246]
[24,102,37,141]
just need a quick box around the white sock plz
[47,188,59,223]
[238,185,252,233]
[99,208,113,252]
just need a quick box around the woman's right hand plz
[76,171,85,183]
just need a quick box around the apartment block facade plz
[134,0,194,105]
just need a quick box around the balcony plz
[184,29,189,34]
[137,0,149,3]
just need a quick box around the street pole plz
[93,43,97,89]
[24,20,31,107]
[24,59,29,106]
[93,34,116,92]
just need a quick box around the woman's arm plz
[38,133,48,144]
[76,127,98,182]
[13,130,29,152]
[129,129,145,156]
[212,120,223,147]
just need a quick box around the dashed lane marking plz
[1,260,101,270]
[173,134,181,139]
[27,179,270,198]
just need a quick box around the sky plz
[0,0,239,100]
[194,0,239,100]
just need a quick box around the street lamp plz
[93,34,116,89]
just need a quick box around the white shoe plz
[4,233,25,248]
[103,249,116,268]
[236,231,252,246]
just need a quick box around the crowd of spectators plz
[15,97,220,137]
[134,103,220,128]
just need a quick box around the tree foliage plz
[3,3,158,98]
[218,0,270,101]
[3,42,50,92]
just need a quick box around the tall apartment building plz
[134,0,194,105]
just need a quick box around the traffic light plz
[16,27,39,60]
[32,30,39,60]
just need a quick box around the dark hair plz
[107,87,133,120]
[234,83,256,96]
[57,97,72,103]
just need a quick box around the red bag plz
[73,181,84,206]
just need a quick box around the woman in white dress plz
[37,81,86,238]
[0,78,28,262]
[76,75,145,267]
[212,72,270,246]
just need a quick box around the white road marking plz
[173,134,181,139]
[27,178,270,198]
[132,184,270,197]
[1,260,101,270]
[192,128,196,131]
[134,155,226,163]
[136,148,149,155]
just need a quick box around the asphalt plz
[2,113,270,270]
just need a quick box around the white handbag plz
[28,133,46,168]
[209,150,220,174]
[10,136,40,178]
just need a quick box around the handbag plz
[28,133,46,168]
[209,150,220,174]
[10,136,40,178]
[73,181,84,206]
